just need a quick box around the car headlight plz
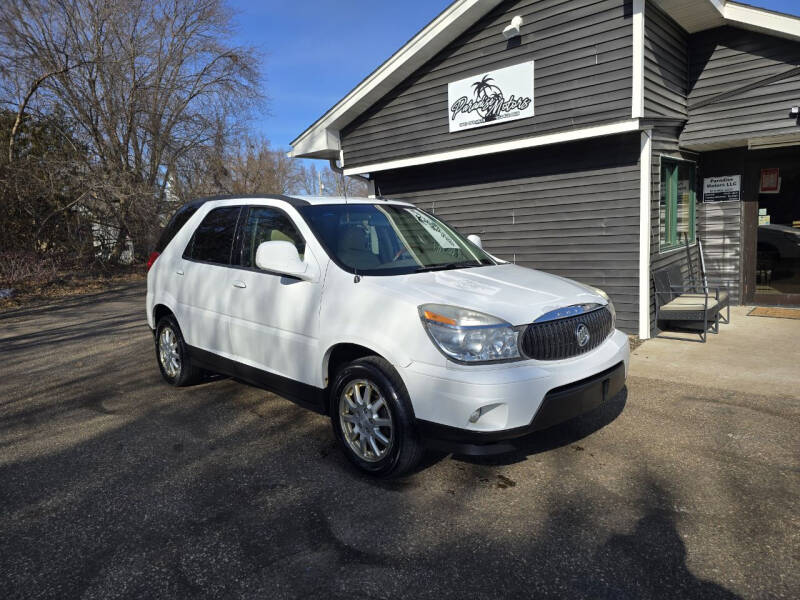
[418,304,520,363]
[591,287,616,330]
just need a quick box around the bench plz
[652,264,730,343]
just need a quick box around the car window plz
[155,202,202,252]
[184,206,241,264]
[240,206,306,268]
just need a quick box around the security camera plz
[503,16,523,40]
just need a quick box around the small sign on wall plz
[703,175,740,202]
[448,61,534,132]
[759,168,781,194]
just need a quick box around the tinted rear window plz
[183,206,241,264]
[155,203,201,252]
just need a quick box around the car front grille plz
[520,306,613,361]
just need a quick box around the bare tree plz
[295,160,370,197]
[177,135,305,198]
[298,162,321,196]
[320,165,370,197]
[0,0,265,261]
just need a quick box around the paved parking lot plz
[1,284,797,599]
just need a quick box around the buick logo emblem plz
[575,323,590,348]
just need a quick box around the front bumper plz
[417,360,626,455]
[399,329,629,454]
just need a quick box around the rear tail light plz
[146,251,160,271]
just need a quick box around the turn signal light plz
[422,310,457,326]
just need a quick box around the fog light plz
[468,403,502,423]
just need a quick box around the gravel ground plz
[0,283,797,599]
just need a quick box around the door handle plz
[232,280,247,289]
[176,269,184,276]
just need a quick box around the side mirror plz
[255,241,313,280]
[467,234,483,249]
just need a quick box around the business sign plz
[703,175,740,202]
[448,61,534,132]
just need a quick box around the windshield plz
[298,203,496,276]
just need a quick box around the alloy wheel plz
[158,326,181,379]
[339,379,393,462]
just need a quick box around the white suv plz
[146,195,629,476]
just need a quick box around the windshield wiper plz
[414,262,481,273]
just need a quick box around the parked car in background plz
[758,224,800,263]
[146,195,629,476]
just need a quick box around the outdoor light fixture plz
[502,15,523,39]
[791,106,799,118]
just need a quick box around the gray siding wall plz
[375,133,642,334]
[341,0,634,169]
[643,1,687,119]
[681,26,800,149]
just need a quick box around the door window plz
[183,206,242,264]
[660,159,696,251]
[239,206,306,268]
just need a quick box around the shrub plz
[0,251,58,287]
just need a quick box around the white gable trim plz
[289,0,504,159]
[342,119,642,176]
[655,0,800,41]
[722,2,800,41]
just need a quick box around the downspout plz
[329,159,374,198]
[329,159,369,183]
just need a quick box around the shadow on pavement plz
[0,392,742,599]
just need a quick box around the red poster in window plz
[760,168,780,193]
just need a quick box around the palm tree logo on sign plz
[471,75,504,121]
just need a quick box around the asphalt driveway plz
[0,283,797,599]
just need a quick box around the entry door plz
[744,150,800,306]
[227,205,323,386]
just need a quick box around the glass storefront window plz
[660,158,696,251]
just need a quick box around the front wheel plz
[330,356,424,477]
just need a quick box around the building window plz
[659,158,696,251]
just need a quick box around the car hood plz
[759,224,800,236]
[366,263,606,326]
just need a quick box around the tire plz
[330,356,424,477]
[154,315,202,387]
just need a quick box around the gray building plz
[290,0,800,339]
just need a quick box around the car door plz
[176,205,242,357]
[227,204,323,386]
